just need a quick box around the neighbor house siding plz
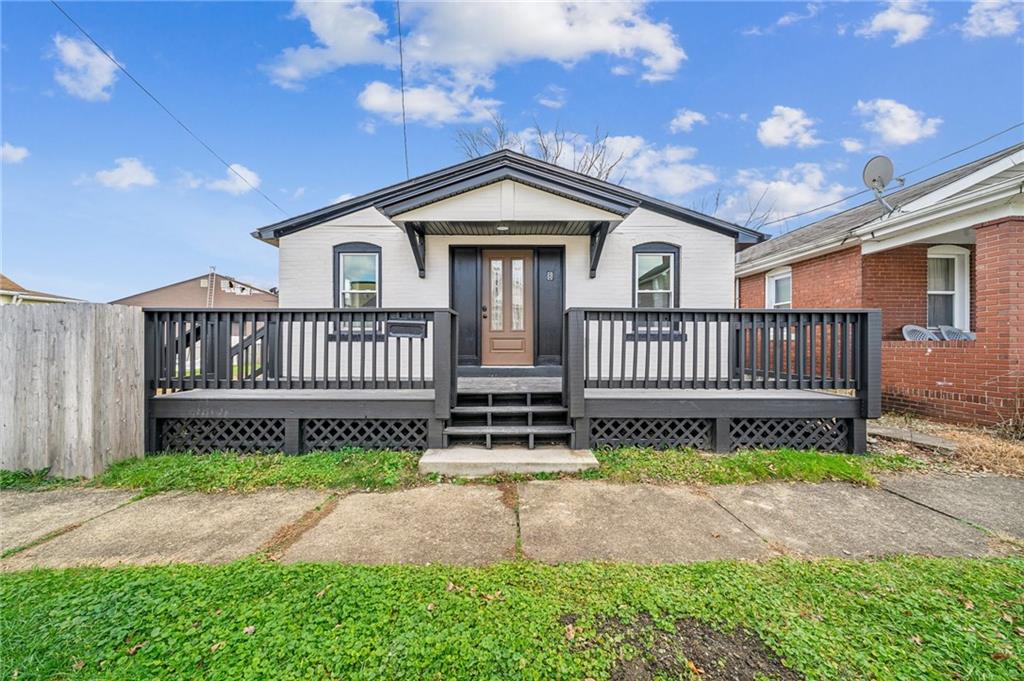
[278,206,736,310]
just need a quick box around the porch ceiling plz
[415,220,600,236]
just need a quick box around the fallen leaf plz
[991,651,1010,661]
[316,585,332,599]
[127,642,146,656]
[711,533,721,539]
[1002,613,1013,623]
[687,659,704,675]
[72,660,85,671]
[565,624,575,641]
[210,641,226,653]
[910,635,923,646]
[446,582,457,592]
[427,603,435,611]
[964,600,975,610]
[243,626,255,635]
[1015,626,1024,637]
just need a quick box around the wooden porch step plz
[450,405,567,415]
[443,425,575,436]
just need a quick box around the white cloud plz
[756,105,822,148]
[206,163,261,195]
[266,1,396,89]
[536,85,567,109]
[51,33,119,101]
[357,81,498,125]
[610,65,632,76]
[723,163,852,224]
[271,2,686,123]
[962,0,1021,38]
[669,109,708,133]
[841,137,865,153]
[2,142,29,164]
[94,157,157,189]
[855,98,942,145]
[604,136,716,199]
[292,187,306,199]
[744,2,822,35]
[855,1,932,46]
[334,192,355,203]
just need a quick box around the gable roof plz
[737,141,1024,271]
[0,273,82,302]
[110,273,277,306]
[252,149,765,245]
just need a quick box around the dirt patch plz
[597,613,801,681]
[496,482,518,512]
[262,495,339,560]
[875,414,1024,478]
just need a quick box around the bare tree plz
[455,113,625,182]
[688,186,774,231]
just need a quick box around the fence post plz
[432,310,452,419]
[858,310,881,418]
[566,309,585,419]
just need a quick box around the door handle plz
[482,314,488,319]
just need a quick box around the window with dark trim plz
[632,242,680,308]
[333,242,382,309]
[630,242,682,340]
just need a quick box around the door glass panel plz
[490,259,503,331]
[511,259,524,331]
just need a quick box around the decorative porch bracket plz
[589,221,609,278]
[403,223,426,278]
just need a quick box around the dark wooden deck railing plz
[144,308,458,414]
[564,308,880,418]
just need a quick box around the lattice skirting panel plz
[590,418,713,450]
[159,418,286,454]
[729,417,849,452]
[157,417,429,453]
[303,418,428,451]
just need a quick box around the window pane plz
[342,254,377,290]
[511,259,524,331]
[773,276,791,305]
[928,257,954,292]
[636,254,672,291]
[928,294,954,327]
[637,292,671,308]
[343,292,377,308]
[490,259,503,331]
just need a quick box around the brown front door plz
[481,250,534,366]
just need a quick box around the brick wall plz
[739,217,1023,426]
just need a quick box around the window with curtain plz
[927,245,969,330]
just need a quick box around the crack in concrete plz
[708,493,787,558]
[261,494,340,560]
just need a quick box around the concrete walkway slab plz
[711,482,996,558]
[3,489,326,569]
[282,485,516,565]
[1,488,135,553]
[419,446,598,477]
[518,481,772,564]
[880,472,1024,538]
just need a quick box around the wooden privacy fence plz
[145,308,458,404]
[1,304,144,478]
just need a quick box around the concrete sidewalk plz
[2,472,1021,570]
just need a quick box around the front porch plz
[144,307,880,455]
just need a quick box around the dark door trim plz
[449,245,565,367]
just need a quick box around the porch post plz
[566,309,586,418]
[432,310,453,419]
[858,310,881,418]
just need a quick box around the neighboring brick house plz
[737,142,1023,427]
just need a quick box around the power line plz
[761,121,1024,229]
[395,0,411,179]
[49,0,287,216]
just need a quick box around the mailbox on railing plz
[386,319,428,339]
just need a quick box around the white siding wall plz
[279,206,736,310]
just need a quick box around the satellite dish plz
[862,155,894,191]
[862,155,895,212]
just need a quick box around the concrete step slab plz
[419,446,598,477]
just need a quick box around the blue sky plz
[2,1,1021,301]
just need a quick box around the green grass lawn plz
[2,557,1020,679]
[0,447,920,496]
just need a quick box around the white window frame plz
[633,252,675,309]
[927,245,970,331]
[765,267,792,309]
[338,251,380,309]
